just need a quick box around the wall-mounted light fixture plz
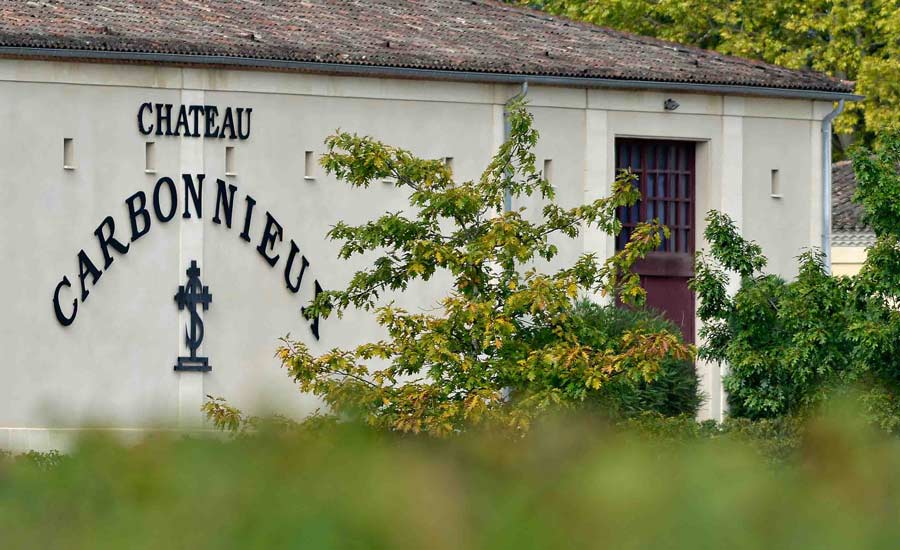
[663,98,680,111]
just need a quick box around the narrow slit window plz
[543,159,553,186]
[304,151,315,180]
[63,138,75,170]
[145,142,156,173]
[770,169,782,198]
[443,157,454,172]
[225,146,236,176]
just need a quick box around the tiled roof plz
[0,0,854,95]
[833,160,870,234]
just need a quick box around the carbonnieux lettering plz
[52,174,321,339]
[137,103,252,140]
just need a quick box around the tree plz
[265,99,692,436]
[690,133,900,426]
[523,0,900,154]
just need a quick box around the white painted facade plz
[0,58,835,450]
[832,231,876,276]
[832,244,871,276]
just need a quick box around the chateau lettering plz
[51,174,322,339]
[137,103,252,139]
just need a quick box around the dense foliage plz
[691,134,900,424]
[570,301,701,418]
[524,0,900,152]
[5,410,900,549]
[262,100,691,436]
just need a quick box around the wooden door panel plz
[641,275,695,344]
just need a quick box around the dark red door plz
[615,139,696,343]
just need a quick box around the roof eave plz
[0,47,864,102]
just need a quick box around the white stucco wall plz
[832,245,868,276]
[0,58,833,448]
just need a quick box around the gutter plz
[822,99,845,274]
[0,47,862,102]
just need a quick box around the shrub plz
[4,412,900,548]
[570,301,702,418]
[13,450,67,470]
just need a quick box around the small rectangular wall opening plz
[225,146,236,176]
[443,157,454,173]
[770,169,782,198]
[63,138,75,170]
[145,142,156,173]
[304,151,315,180]
[543,159,554,187]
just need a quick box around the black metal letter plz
[310,280,323,340]
[182,174,204,219]
[204,106,220,138]
[237,108,252,140]
[283,240,309,293]
[155,103,173,136]
[220,107,237,139]
[137,102,154,135]
[239,195,256,242]
[173,105,190,136]
[256,212,283,267]
[94,216,130,269]
[52,276,78,326]
[188,105,203,137]
[125,190,151,242]
[212,179,237,227]
[77,249,102,301]
[153,177,178,222]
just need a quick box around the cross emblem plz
[174,260,213,372]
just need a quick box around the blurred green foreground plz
[2,411,900,549]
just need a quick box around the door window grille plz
[615,139,695,254]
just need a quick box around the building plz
[0,0,859,450]
[832,160,875,275]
